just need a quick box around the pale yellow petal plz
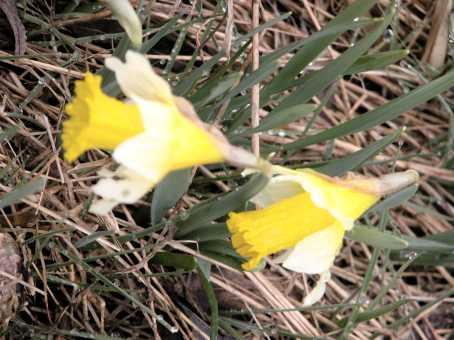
[102,0,142,47]
[282,222,344,274]
[251,177,304,208]
[113,132,170,182]
[303,271,331,306]
[105,51,174,105]
[90,166,155,213]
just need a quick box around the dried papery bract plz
[0,233,22,330]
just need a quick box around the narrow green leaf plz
[223,60,279,103]
[344,49,409,75]
[399,235,454,252]
[199,240,242,259]
[347,225,409,250]
[176,174,268,236]
[368,184,418,214]
[232,104,316,137]
[193,72,242,107]
[75,231,115,248]
[286,68,454,151]
[0,177,46,209]
[196,260,219,340]
[234,13,291,47]
[179,223,229,242]
[314,130,402,176]
[274,11,392,114]
[200,251,244,271]
[151,169,192,225]
[175,50,225,97]
[338,299,410,327]
[264,0,378,95]
[150,252,197,270]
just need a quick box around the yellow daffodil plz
[101,0,142,48]
[63,51,264,214]
[227,166,419,304]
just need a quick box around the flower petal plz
[251,177,305,208]
[271,167,380,230]
[113,132,170,182]
[90,166,155,214]
[303,271,331,306]
[103,0,142,48]
[62,73,144,162]
[105,51,174,105]
[282,222,344,274]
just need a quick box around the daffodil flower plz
[63,51,264,214]
[227,166,419,305]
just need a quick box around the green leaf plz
[174,50,225,96]
[75,231,115,248]
[399,235,454,252]
[286,68,454,151]
[196,260,219,340]
[151,169,192,225]
[274,11,392,114]
[199,240,242,259]
[264,0,378,95]
[314,130,402,176]
[179,223,229,242]
[150,252,197,270]
[200,251,244,271]
[347,225,409,250]
[344,49,409,75]
[368,184,419,214]
[176,174,268,236]
[234,13,292,47]
[338,299,410,327]
[193,72,242,107]
[232,104,316,138]
[0,177,46,209]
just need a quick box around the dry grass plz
[0,0,454,339]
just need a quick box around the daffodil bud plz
[102,0,142,48]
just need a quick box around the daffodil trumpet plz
[227,166,419,305]
[62,50,269,214]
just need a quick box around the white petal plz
[113,132,170,182]
[91,166,154,209]
[251,177,304,208]
[105,51,173,103]
[303,271,331,306]
[283,223,344,274]
[103,0,142,47]
[89,199,118,215]
[134,97,173,133]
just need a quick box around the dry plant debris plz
[0,0,453,339]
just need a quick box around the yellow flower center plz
[62,73,144,162]
[227,191,339,271]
